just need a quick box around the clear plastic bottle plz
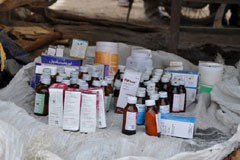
[158,91,170,113]
[122,96,138,135]
[169,80,180,113]
[136,90,146,125]
[79,66,88,79]
[145,100,160,137]
[34,76,50,116]
[179,80,186,112]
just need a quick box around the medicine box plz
[165,70,199,103]
[160,113,196,139]
[48,83,67,128]
[70,39,88,60]
[41,55,82,67]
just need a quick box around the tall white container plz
[126,49,153,73]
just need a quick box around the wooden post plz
[168,0,182,54]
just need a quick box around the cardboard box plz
[165,70,199,103]
[86,64,109,80]
[160,113,196,139]
[56,45,65,57]
[116,69,141,113]
[48,83,67,128]
[70,39,88,60]
[62,89,81,131]
[47,45,56,56]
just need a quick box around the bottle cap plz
[57,67,65,74]
[80,82,89,90]
[144,80,151,87]
[106,80,112,85]
[70,70,79,78]
[41,76,51,85]
[127,96,137,104]
[92,80,101,87]
[137,90,145,97]
[151,78,159,83]
[70,78,78,84]
[150,93,159,101]
[80,66,88,73]
[138,87,146,92]
[171,80,179,86]
[62,80,70,86]
[105,75,114,81]
[161,77,170,83]
[143,74,150,81]
[40,74,50,80]
[78,79,86,86]
[92,72,99,78]
[154,72,162,77]
[83,74,91,81]
[147,89,155,96]
[101,80,108,86]
[179,80,185,86]
[42,68,51,75]
[118,65,125,73]
[152,75,161,80]
[159,91,168,98]
[56,76,64,83]
[59,73,67,79]
[147,82,156,89]
[146,100,155,106]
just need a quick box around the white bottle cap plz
[59,73,67,79]
[78,79,86,86]
[138,87,146,92]
[92,72,99,78]
[83,74,91,81]
[80,82,89,90]
[150,93,159,101]
[164,72,172,78]
[56,76,64,83]
[151,78,159,83]
[147,82,156,89]
[70,70,79,78]
[105,75,114,81]
[118,65,125,73]
[179,80,185,86]
[146,100,155,106]
[70,78,78,84]
[147,90,155,96]
[159,91,168,98]
[127,96,137,104]
[137,90,145,98]
[161,77,170,83]
[42,68,51,75]
[40,74,50,80]
[101,80,108,86]
[57,67,65,74]
[154,69,163,73]
[152,75,161,80]
[92,80,101,87]
[41,76,51,85]
[80,66,88,73]
[62,80,70,86]
[171,80,179,86]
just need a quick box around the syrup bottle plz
[122,96,138,135]
[90,72,100,86]
[179,80,186,112]
[79,66,88,79]
[169,80,180,113]
[158,91,170,113]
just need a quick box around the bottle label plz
[125,112,137,131]
[180,93,186,111]
[159,105,170,113]
[155,113,161,133]
[136,104,145,125]
[34,93,45,114]
[172,94,180,112]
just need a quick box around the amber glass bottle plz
[114,65,125,85]
[179,80,186,112]
[102,80,110,112]
[83,74,92,87]
[169,80,180,113]
[90,72,100,86]
[158,91,170,113]
[145,100,160,137]
[34,76,50,116]
[122,96,138,135]
[79,66,88,79]
[159,77,170,92]
[52,67,65,83]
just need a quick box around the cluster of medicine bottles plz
[34,66,115,116]
[120,67,187,137]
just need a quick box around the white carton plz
[116,69,141,113]
[62,89,81,131]
[70,39,88,59]
[48,83,67,127]
[47,45,56,56]
[160,113,196,139]
[80,93,97,133]
[56,45,65,57]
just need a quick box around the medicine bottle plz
[83,74,92,87]
[150,93,159,107]
[56,76,64,83]
[159,77,170,92]
[90,72,100,86]
[34,76,50,116]
[79,66,88,79]
[158,91,170,113]
[36,74,50,91]
[102,80,111,112]
[42,68,54,84]
[169,80,180,113]
[145,100,160,137]
[122,96,138,135]
[69,78,79,88]
[62,80,70,87]
[179,80,186,112]
[59,73,68,80]
[136,90,146,125]
[92,80,101,88]
[139,76,145,88]
[53,67,65,83]
[114,80,122,112]
[70,70,79,79]
[80,82,89,90]
[114,65,125,85]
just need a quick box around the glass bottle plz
[150,93,159,107]
[53,67,65,83]
[34,76,50,116]
[69,78,79,88]
[169,80,180,113]
[90,72,100,86]
[159,77,170,92]
[102,80,111,112]
[136,90,146,125]
[179,80,186,112]
[158,91,170,113]
[122,96,138,135]
[79,66,88,79]
[145,100,160,137]
[83,74,92,87]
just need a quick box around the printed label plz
[70,39,88,59]
[155,113,161,133]
[125,112,137,131]
[136,104,145,125]
[159,105,170,113]
[180,93,186,111]
[34,93,45,114]
[172,94,180,112]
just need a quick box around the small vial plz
[62,80,70,87]
[158,91,170,113]
[69,78,79,88]
[34,76,50,116]
[79,66,88,79]
[122,96,138,135]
